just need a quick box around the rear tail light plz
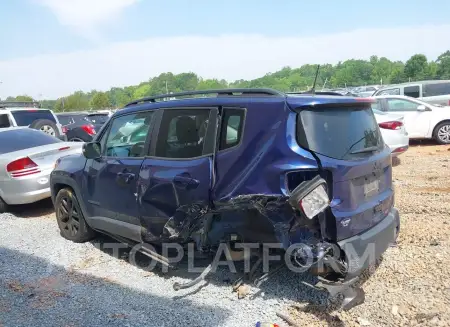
[62,126,68,134]
[81,124,96,135]
[379,121,403,130]
[7,157,40,177]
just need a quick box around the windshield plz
[297,106,383,160]
[0,128,61,154]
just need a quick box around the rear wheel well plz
[433,120,450,135]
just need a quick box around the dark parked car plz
[50,89,400,310]
[56,112,109,142]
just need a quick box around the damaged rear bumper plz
[315,207,400,310]
[338,207,399,278]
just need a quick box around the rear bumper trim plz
[338,207,400,278]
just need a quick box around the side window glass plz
[386,99,419,112]
[423,83,450,97]
[104,111,153,158]
[378,88,400,96]
[219,108,245,150]
[155,109,210,159]
[0,114,11,128]
[404,85,420,98]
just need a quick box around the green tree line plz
[5,51,450,111]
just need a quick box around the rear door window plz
[219,108,245,150]
[423,82,450,97]
[386,99,419,111]
[404,85,420,98]
[296,106,383,160]
[0,128,60,154]
[11,110,56,126]
[0,114,11,128]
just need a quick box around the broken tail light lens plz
[299,184,330,219]
[288,175,330,219]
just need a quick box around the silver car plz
[0,128,83,212]
[373,80,450,107]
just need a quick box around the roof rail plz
[0,101,41,109]
[287,91,345,96]
[125,88,284,107]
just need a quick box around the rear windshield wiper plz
[350,146,379,154]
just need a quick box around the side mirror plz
[417,104,430,112]
[83,142,102,159]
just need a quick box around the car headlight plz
[288,175,330,219]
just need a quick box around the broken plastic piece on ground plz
[314,276,365,310]
[173,263,213,291]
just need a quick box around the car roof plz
[0,107,51,111]
[378,80,450,89]
[116,88,372,116]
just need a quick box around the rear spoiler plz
[288,97,375,111]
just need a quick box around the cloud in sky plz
[1,24,450,99]
[35,0,138,39]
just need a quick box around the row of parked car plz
[0,85,449,310]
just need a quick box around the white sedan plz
[372,109,409,157]
[373,95,450,144]
[0,127,83,212]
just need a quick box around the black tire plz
[433,121,450,145]
[0,196,7,214]
[55,188,95,243]
[67,127,92,142]
[30,119,61,138]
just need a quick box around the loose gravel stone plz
[1,143,449,327]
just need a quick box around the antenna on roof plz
[310,65,320,95]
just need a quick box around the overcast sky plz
[1,0,450,99]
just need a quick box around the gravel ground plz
[1,143,449,327]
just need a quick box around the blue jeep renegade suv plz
[51,88,400,310]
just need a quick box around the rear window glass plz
[297,106,383,160]
[86,114,109,124]
[57,115,73,125]
[423,83,450,97]
[0,128,61,154]
[11,110,56,126]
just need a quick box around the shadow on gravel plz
[409,139,438,147]
[7,198,55,218]
[90,235,378,326]
[0,247,230,327]
[392,157,401,167]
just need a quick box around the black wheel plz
[0,196,7,214]
[55,188,95,242]
[30,119,61,138]
[433,121,450,145]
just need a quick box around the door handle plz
[173,175,199,187]
[117,172,135,184]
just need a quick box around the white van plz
[373,80,450,107]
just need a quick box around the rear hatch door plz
[294,100,394,241]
